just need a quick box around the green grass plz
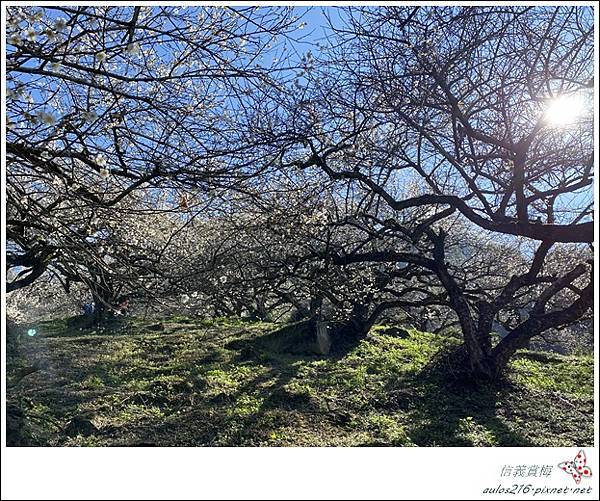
[509,352,593,397]
[6,319,593,447]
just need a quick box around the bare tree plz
[275,5,594,378]
[6,5,301,309]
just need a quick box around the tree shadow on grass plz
[213,329,532,447]
[170,348,324,446]
[395,346,592,447]
[101,328,318,446]
[12,320,580,447]
[403,375,535,446]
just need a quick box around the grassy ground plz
[6,316,594,447]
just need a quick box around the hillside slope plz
[6,317,594,447]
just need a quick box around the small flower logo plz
[558,450,592,484]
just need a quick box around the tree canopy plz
[5,5,594,380]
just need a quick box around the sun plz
[544,94,585,127]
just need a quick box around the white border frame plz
[1,1,598,499]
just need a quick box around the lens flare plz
[27,328,37,337]
[544,94,585,127]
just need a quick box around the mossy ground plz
[6,317,593,447]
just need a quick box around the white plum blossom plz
[54,18,67,32]
[82,110,98,123]
[95,153,107,167]
[45,29,57,42]
[23,27,37,42]
[9,33,21,45]
[139,6,153,20]
[126,42,141,55]
[30,10,44,22]
[37,111,56,125]
[103,254,116,265]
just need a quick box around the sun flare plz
[544,94,585,126]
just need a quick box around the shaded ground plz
[6,317,594,446]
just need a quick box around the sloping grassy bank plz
[6,317,593,446]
